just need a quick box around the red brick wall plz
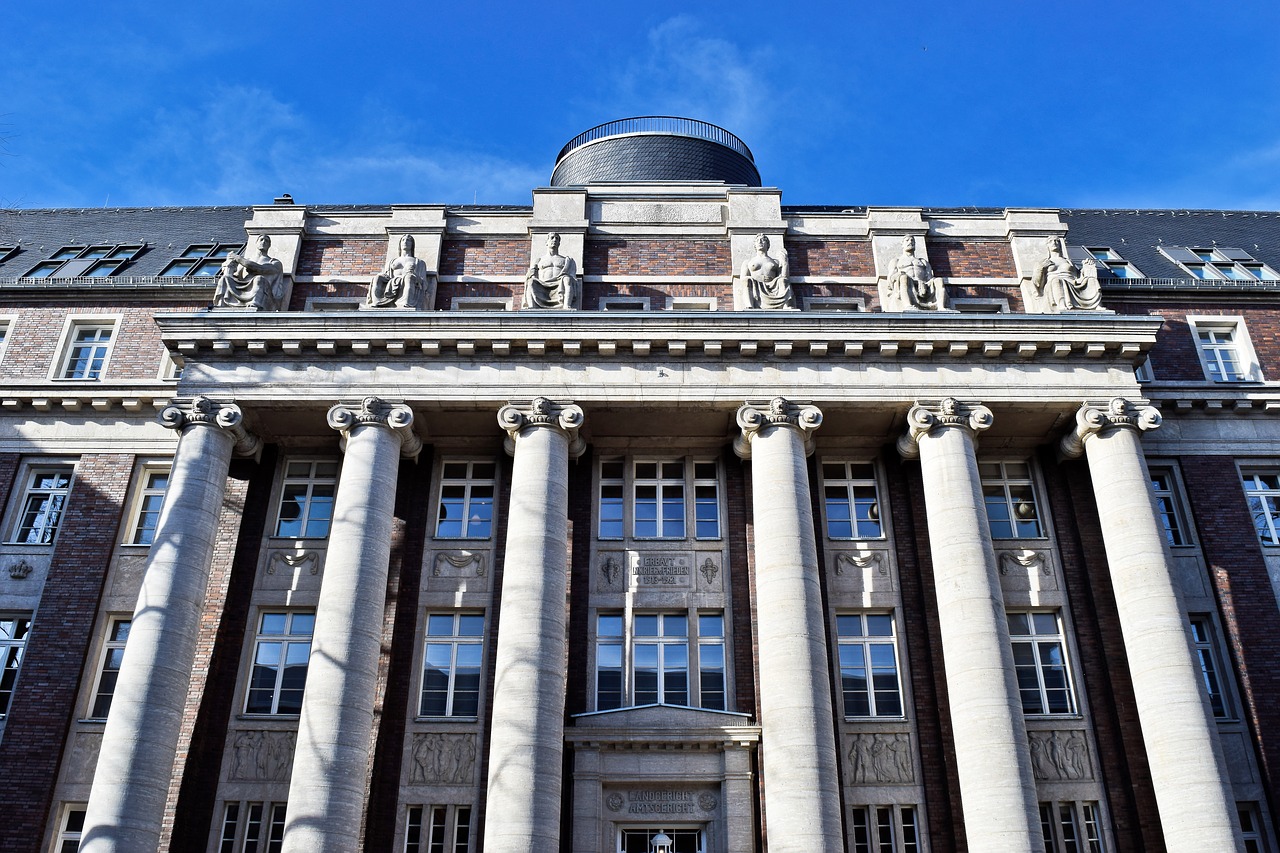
[583,238,729,276]
[296,238,385,277]
[435,280,518,308]
[1040,452,1165,851]
[1179,455,1280,820]
[787,240,874,277]
[0,453,132,852]
[1116,302,1280,382]
[928,240,1017,278]
[287,281,367,311]
[581,283,732,311]
[439,239,527,277]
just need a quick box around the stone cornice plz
[1059,397,1161,459]
[327,396,423,459]
[0,381,176,415]
[157,312,1162,364]
[897,398,994,459]
[158,395,260,457]
[497,397,586,457]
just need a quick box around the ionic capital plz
[1059,397,1161,459]
[327,396,423,459]
[158,396,260,457]
[897,397,993,459]
[497,396,586,458]
[733,397,823,459]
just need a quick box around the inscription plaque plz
[629,552,693,588]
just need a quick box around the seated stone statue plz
[737,234,795,310]
[212,235,286,311]
[367,235,432,309]
[522,233,580,310]
[885,235,944,310]
[1031,237,1101,312]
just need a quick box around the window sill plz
[414,716,480,723]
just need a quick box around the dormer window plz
[158,244,241,277]
[1161,247,1280,282]
[23,244,143,279]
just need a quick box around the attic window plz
[159,244,242,277]
[0,247,18,264]
[1160,247,1280,282]
[1076,246,1143,279]
[23,244,144,279]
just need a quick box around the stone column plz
[282,398,421,853]
[897,398,1043,853]
[734,397,844,852]
[1060,399,1241,852]
[485,397,584,852]
[82,398,259,853]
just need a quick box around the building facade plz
[0,117,1278,853]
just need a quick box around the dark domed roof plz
[551,117,761,187]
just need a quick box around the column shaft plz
[745,412,843,851]
[1080,426,1240,851]
[82,419,238,853]
[282,422,403,853]
[914,421,1042,853]
[485,424,572,851]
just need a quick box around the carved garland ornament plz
[327,396,423,459]
[496,396,586,458]
[834,552,887,577]
[157,396,260,457]
[897,397,993,459]
[734,397,823,459]
[1059,397,1161,459]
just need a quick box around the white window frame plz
[1188,316,1262,382]
[158,349,183,381]
[50,315,121,381]
[123,463,170,546]
[803,296,866,312]
[0,314,16,367]
[665,295,717,311]
[1008,610,1077,716]
[1039,800,1106,853]
[419,612,485,718]
[850,804,922,853]
[7,462,75,545]
[597,457,721,541]
[243,611,314,716]
[405,804,473,853]
[219,801,287,853]
[1,613,32,719]
[598,295,651,311]
[433,459,497,540]
[88,616,131,720]
[836,612,905,719]
[54,804,87,853]
[820,460,885,540]
[273,458,339,539]
[1239,802,1273,853]
[1134,356,1154,382]
[979,459,1045,539]
[1242,469,1280,546]
[450,296,512,311]
[594,609,728,712]
[617,826,706,853]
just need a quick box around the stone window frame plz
[665,295,717,311]
[950,296,1009,313]
[1134,356,1154,383]
[271,457,340,540]
[405,804,473,853]
[593,608,729,713]
[449,296,512,312]
[417,611,485,719]
[598,295,651,312]
[835,612,905,719]
[242,610,314,716]
[0,613,32,719]
[6,461,76,545]
[86,615,131,720]
[597,456,722,542]
[50,315,121,382]
[158,348,183,382]
[1189,614,1234,720]
[432,458,497,541]
[978,459,1047,540]
[1240,468,1280,546]
[305,296,365,312]
[1187,315,1263,383]
[849,804,922,853]
[122,461,170,547]
[802,296,866,312]
[54,803,87,853]
[819,460,886,541]
[1007,610,1078,717]
[219,801,287,852]
[1038,800,1106,853]
[0,314,16,367]
[1237,802,1273,853]
[1147,463,1194,548]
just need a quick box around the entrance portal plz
[618,827,705,853]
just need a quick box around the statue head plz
[399,234,416,256]
[1046,236,1065,256]
[255,234,272,253]
[546,233,561,253]
[754,234,770,253]
[902,235,917,253]
[769,396,788,416]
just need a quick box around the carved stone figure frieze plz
[847,732,914,784]
[212,234,287,311]
[522,233,580,310]
[1025,237,1102,313]
[228,730,296,781]
[1059,397,1161,459]
[497,396,586,457]
[880,235,945,311]
[367,234,435,310]
[735,233,795,310]
[409,732,477,786]
[1028,729,1092,781]
[734,397,823,458]
[897,397,993,459]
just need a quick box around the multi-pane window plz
[619,828,705,853]
[90,618,131,719]
[1149,468,1188,546]
[60,323,114,379]
[405,805,472,853]
[850,805,921,853]
[245,612,313,715]
[1196,324,1249,381]
[1008,611,1076,715]
[1040,801,1105,853]
[159,243,241,277]
[24,244,143,279]
[1080,247,1142,279]
[128,468,169,545]
[11,465,73,544]
[1239,804,1271,853]
[822,461,884,539]
[596,611,726,711]
[56,806,87,853]
[1243,471,1280,545]
[1189,616,1231,718]
[275,460,338,538]
[420,613,484,717]
[219,801,287,853]
[0,615,32,717]
[1163,246,1280,282]
[837,614,903,718]
[435,460,496,539]
[598,458,720,540]
[980,461,1043,539]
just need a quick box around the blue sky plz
[3,1,1279,210]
